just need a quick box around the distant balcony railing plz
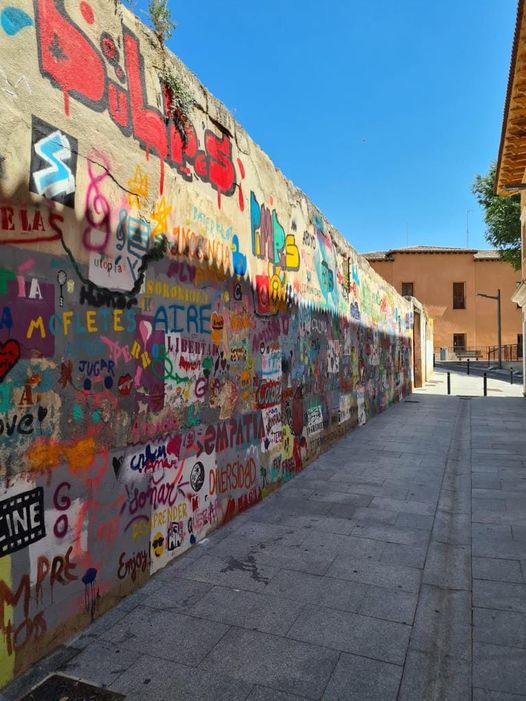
[487,344,522,362]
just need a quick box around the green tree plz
[472,162,521,270]
[148,0,176,43]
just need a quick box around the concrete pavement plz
[4,371,526,700]
[437,360,524,387]
[422,366,525,397]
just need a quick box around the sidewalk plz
[4,372,526,701]
[422,366,525,397]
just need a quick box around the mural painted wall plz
[0,0,415,686]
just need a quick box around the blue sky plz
[134,0,517,254]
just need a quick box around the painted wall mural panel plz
[0,0,416,687]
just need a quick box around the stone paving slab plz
[472,557,524,583]
[398,648,471,701]
[473,642,526,696]
[352,506,400,526]
[369,496,436,516]
[246,687,309,701]
[395,511,434,531]
[100,606,230,665]
[356,582,418,624]
[473,579,526,613]
[200,628,339,700]
[350,522,429,546]
[138,577,213,611]
[473,689,526,700]
[176,553,280,591]
[321,653,402,701]
[59,640,141,689]
[263,568,367,612]
[111,656,253,701]
[6,370,526,700]
[287,604,411,665]
[299,529,387,561]
[473,607,526,649]
[380,541,428,569]
[188,585,305,635]
[326,554,422,592]
[277,513,356,535]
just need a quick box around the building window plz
[401,282,414,297]
[453,282,465,309]
[453,334,466,352]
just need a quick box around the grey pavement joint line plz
[190,622,234,673]
[318,650,344,701]
[398,397,473,700]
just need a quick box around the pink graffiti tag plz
[82,155,112,252]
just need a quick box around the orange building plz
[363,246,522,357]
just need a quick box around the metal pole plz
[497,289,502,369]
[447,372,451,395]
[511,369,514,385]
[483,372,487,396]
[467,359,470,375]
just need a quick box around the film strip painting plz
[0,487,46,557]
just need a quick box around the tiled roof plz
[362,251,389,260]
[388,245,477,253]
[496,0,526,194]
[362,246,501,260]
[473,250,502,260]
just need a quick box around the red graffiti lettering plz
[117,549,149,581]
[108,81,130,132]
[123,29,167,190]
[34,2,237,199]
[35,0,106,115]
[209,458,257,495]
[0,576,46,657]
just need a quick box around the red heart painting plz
[0,340,21,382]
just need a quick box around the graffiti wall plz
[0,0,415,686]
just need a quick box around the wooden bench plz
[456,350,482,360]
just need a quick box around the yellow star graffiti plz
[151,196,173,236]
[127,165,149,208]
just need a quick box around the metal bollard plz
[511,369,514,385]
[467,359,470,375]
[483,373,487,396]
[447,372,451,395]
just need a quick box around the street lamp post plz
[477,289,502,369]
